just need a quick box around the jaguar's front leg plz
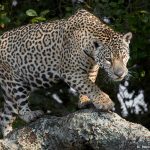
[63,73,114,111]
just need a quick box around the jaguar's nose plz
[114,68,125,78]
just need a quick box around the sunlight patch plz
[117,80,148,117]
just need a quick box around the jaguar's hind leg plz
[18,102,44,123]
[0,102,16,136]
[0,88,18,137]
[13,85,44,123]
[0,81,43,136]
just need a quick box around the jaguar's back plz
[0,21,65,86]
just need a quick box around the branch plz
[0,109,150,150]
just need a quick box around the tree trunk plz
[0,109,150,150]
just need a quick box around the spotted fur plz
[0,9,132,136]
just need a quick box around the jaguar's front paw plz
[93,92,114,111]
[78,95,91,108]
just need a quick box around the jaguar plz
[0,9,132,136]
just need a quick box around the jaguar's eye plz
[93,41,99,49]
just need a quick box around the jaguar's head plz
[70,9,132,81]
[93,32,132,81]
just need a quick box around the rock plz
[0,109,150,150]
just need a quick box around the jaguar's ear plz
[123,32,132,44]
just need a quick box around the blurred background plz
[0,0,149,130]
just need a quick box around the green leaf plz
[139,10,149,14]
[140,70,145,77]
[31,17,46,23]
[26,9,38,17]
[40,9,50,17]
[0,16,10,24]
[65,7,72,12]
[0,4,4,11]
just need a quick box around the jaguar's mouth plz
[113,77,124,81]
[111,73,126,81]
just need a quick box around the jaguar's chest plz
[88,64,99,83]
